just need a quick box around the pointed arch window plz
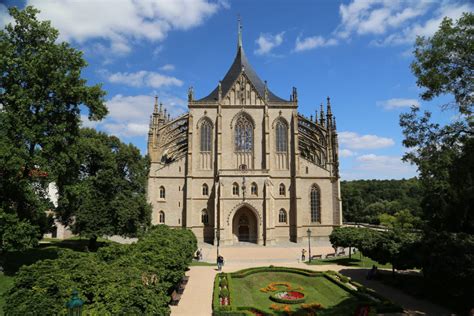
[201,209,209,225]
[234,115,253,152]
[251,182,258,196]
[200,120,212,152]
[310,185,321,222]
[275,120,288,152]
[279,183,286,196]
[279,209,287,223]
[202,183,209,196]
[159,186,165,199]
[159,211,165,224]
[232,183,239,196]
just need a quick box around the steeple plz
[326,96,333,128]
[237,15,242,49]
[320,103,325,126]
[153,95,159,114]
[196,16,287,103]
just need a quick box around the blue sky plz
[1,0,472,180]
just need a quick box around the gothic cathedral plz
[147,24,342,245]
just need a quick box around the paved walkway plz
[171,244,453,316]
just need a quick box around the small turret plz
[319,103,325,127]
[153,95,159,114]
[292,87,298,103]
[264,80,268,102]
[188,86,194,102]
[326,96,333,128]
[218,81,222,101]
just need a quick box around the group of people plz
[195,249,225,271]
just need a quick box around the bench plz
[170,290,182,305]
[325,253,336,259]
[311,254,322,260]
[337,251,346,257]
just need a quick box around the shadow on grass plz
[0,239,110,276]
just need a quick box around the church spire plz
[237,15,242,49]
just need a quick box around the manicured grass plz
[0,273,14,316]
[189,261,216,266]
[305,252,392,269]
[230,271,361,315]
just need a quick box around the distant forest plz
[341,178,423,227]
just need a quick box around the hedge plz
[5,225,197,315]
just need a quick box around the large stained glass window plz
[235,115,253,152]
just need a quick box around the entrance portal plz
[232,206,258,243]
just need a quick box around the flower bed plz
[270,291,306,304]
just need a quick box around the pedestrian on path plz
[301,248,306,261]
[217,255,224,271]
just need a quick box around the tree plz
[0,6,107,250]
[400,12,474,312]
[57,128,151,248]
[411,12,473,116]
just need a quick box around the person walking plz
[301,249,307,261]
[217,255,224,271]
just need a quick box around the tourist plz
[217,255,224,271]
[198,248,203,261]
[301,249,306,261]
[196,249,201,261]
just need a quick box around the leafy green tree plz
[0,6,107,250]
[411,12,473,116]
[57,128,151,248]
[0,208,39,252]
[400,12,473,312]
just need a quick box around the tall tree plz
[0,6,107,251]
[58,128,151,248]
[400,12,473,311]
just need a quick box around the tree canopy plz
[0,6,107,251]
[57,128,152,247]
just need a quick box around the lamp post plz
[215,227,220,257]
[307,228,312,263]
[66,289,83,316]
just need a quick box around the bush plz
[220,288,229,298]
[220,278,228,287]
[5,225,197,315]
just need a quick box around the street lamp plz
[66,289,83,316]
[307,228,312,263]
[215,227,220,257]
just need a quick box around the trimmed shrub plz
[5,225,197,315]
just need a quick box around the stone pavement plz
[170,244,453,316]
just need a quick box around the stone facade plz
[147,26,342,245]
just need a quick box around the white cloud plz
[80,115,100,128]
[373,2,473,46]
[294,36,337,52]
[108,70,183,88]
[340,149,355,157]
[0,4,13,27]
[377,98,420,110]
[336,0,431,39]
[101,94,187,137]
[339,131,395,149]
[342,154,417,180]
[25,0,224,54]
[160,64,175,71]
[254,32,284,55]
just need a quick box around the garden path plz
[171,244,452,316]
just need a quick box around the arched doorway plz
[232,206,258,243]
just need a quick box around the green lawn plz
[189,261,216,266]
[0,273,14,316]
[305,252,392,269]
[230,272,361,315]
